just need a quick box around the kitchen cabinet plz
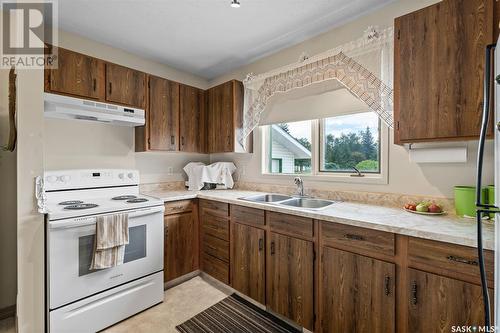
[45,47,105,100]
[148,76,180,151]
[267,232,314,330]
[320,247,395,333]
[164,200,198,282]
[199,200,230,284]
[230,223,266,304]
[105,63,146,108]
[407,268,491,332]
[180,84,206,153]
[207,80,252,153]
[394,0,495,143]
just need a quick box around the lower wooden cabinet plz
[267,232,314,331]
[320,247,395,333]
[164,210,198,282]
[230,223,265,304]
[407,268,491,332]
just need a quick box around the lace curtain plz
[241,27,394,146]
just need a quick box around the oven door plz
[47,205,164,310]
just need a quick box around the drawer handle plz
[411,280,418,305]
[344,233,364,241]
[258,238,264,252]
[93,78,96,91]
[384,276,391,296]
[206,244,218,251]
[446,255,478,266]
[270,241,275,255]
[172,206,184,210]
[108,82,112,95]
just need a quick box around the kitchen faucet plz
[294,177,305,197]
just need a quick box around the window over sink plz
[261,110,388,184]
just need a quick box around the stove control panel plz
[44,169,140,191]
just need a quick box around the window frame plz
[260,112,389,185]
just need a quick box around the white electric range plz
[44,169,165,333]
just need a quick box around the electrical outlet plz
[167,167,173,175]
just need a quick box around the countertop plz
[144,189,495,251]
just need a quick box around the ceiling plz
[58,0,394,80]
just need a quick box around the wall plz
[210,0,494,199]
[0,69,17,311]
[43,30,211,183]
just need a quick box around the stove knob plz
[46,175,57,183]
[127,173,134,179]
[118,173,125,180]
[61,175,71,183]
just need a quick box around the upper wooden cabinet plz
[180,85,206,153]
[45,47,105,100]
[394,0,495,143]
[207,80,252,153]
[148,76,180,151]
[105,63,146,108]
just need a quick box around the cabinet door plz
[407,268,491,332]
[164,212,198,282]
[48,48,104,100]
[105,63,146,108]
[320,247,395,333]
[149,76,180,151]
[394,0,493,143]
[231,223,265,304]
[207,82,234,153]
[180,84,202,152]
[267,232,314,330]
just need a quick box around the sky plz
[282,111,379,141]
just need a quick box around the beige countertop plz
[144,189,495,251]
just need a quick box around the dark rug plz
[176,294,301,333]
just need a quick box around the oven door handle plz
[49,205,165,230]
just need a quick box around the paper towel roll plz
[409,147,467,163]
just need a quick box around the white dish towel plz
[183,162,236,191]
[90,213,129,270]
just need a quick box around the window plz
[320,112,380,173]
[262,111,387,183]
[267,120,312,174]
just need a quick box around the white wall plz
[44,30,211,183]
[210,0,494,199]
[0,69,17,311]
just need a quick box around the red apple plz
[428,203,442,213]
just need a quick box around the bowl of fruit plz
[404,201,446,215]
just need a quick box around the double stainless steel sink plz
[239,193,336,210]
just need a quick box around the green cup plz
[454,186,487,218]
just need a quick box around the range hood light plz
[230,0,240,8]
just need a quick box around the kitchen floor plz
[0,276,231,333]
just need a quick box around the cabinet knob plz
[411,280,418,305]
[171,135,175,145]
[384,276,391,296]
[496,74,500,85]
[270,241,275,255]
[258,238,264,252]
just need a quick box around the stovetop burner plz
[126,198,149,203]
[112,195,138,201]
[59,200,84,206]
[64,203,99,210]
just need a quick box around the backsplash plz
[140,181,186,192]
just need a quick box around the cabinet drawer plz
[267,212,313,239]
[321,222,395,256]
[202,212,229,241]
[200,200,228,217]
[164,200,193,215]
[408,237,494,282]
[202,234,229,262]
[231,205,265,227]
[202,253,229,284]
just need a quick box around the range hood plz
[44,93,145,126]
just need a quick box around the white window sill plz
[260,172,388,185]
